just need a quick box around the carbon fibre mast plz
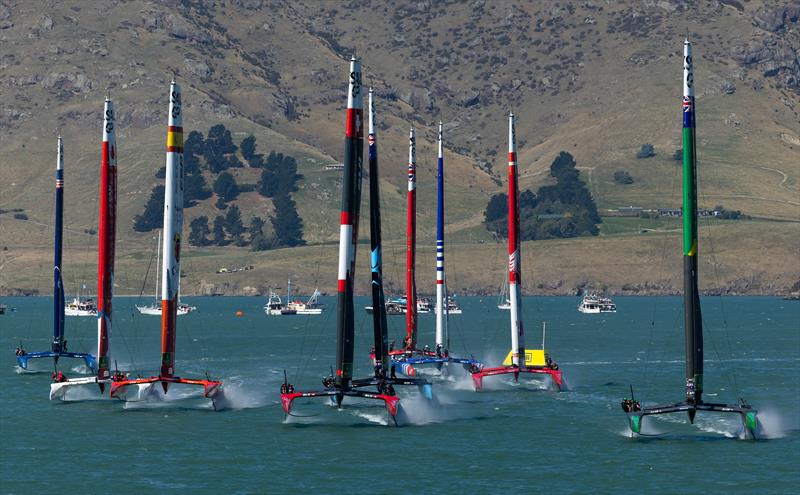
[50,99,121,399]
[16,137,96,372]
[387,123,481,377]
[360,89,432,396]
[110,81,221,403]
[622,40,757,438]
[470,112,563,391]
[280,58,408,422]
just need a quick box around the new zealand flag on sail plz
[682,96,694,128]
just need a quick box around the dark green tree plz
[184,131,205,175]
[249,216,265,238]
[271,194,304,247]
[484,152,600,240]
[188,216,210,246]
[204,125,237,173]
[274,155,300,193]
[225,205,245,239]
[185,173,212,206]
[185,131,205,155]
[213,172,239,202]
[484,193,507,223]
[133,185,165,232]
[240,135,257,162]
[257,168,277,197]
[212,215,227,245]
[205,124,237,155]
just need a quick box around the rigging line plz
[697,185,741,398]
[136,235,157,306]
[291,275,326,384]
[643,153,681,396]
[181,252,212,378]
[294,295,334,384]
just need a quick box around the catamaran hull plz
[471,365,563,392]
[110,376,222,402]
[626,402,758,439]
[49,377,110,400]
[16,351,96,372]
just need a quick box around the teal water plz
[1,296,798,494]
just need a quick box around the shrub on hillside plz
[636,143,656,159]
[613,170,634,184]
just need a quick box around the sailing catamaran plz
[470,113,563,391]
[51,98,121,399]
[387,123,480,377]
[136,230,196,316]
[622,40,757,438]
[16,137,96,372]
[280,65,430,424]
[110,80,222,405]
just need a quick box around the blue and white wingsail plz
[16,137,96,373]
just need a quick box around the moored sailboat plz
[622,40,757,438]
[16,137,96,372]
[110,81,222,405]
[470,113,563,391]
[136,230,195,316]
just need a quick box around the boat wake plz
[120,385,216,411]
[752,407,796,439]
[211,379,270,411]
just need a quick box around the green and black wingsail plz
[622,39,757,438]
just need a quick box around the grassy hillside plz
[0,0,798,295]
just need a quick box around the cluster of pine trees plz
[134,124,304,250]
[484,152,601,240]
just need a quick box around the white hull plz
[136,304,194,316]
[264,307,323,316]
[49,377,109,400]
[577,293,617,314]
[296,308,323,315]
[264,284,324,316]
[434,307,462,315]
[64,308,96,317]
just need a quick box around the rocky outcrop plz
[140,9,211,44]
[752,4,800,32]
[0,2,12,30]
[184,58,212,82]
[731,36,800,92]
[42,72,95,95]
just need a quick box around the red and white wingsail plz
[405,127,417,350]
[506,113,525,367]
[96,97,117,391]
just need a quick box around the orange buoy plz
[235,310,244,317]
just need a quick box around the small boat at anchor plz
[577,292,616,313]
[264,280,324,316]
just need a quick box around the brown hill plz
[0,0,798,295]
